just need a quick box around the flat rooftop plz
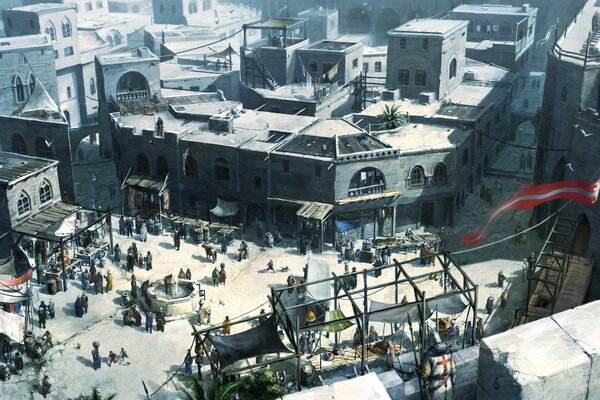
[0,34,51,51]
[451,3,536,16]
[556,0,600,59]
[145,24,217,39]
[302,119,363,137]
[8,3,75,13]
[389,19,468,37]
[305,40,360,52]
[77,12,150,30]
[96,47,158,65]
[376,124,471,153]
[0,152,57,186]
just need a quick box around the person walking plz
[92,342,101,370]
[75,296,84,318]
[38,303,47,329]
[82,292,89,314]
[501,289,509,310]
[41,374,52,398]
[145,311,153,334]
[82,268,90,291]
[465,321,474,346]
[514,223,523,244]
[106,271,113,292]
[212,267,219,287]
[155,309,165,332]
[219,264,227,286]
[131,243,138,265]
[113,244,121,265]
[185,268,192,280]
[131,274,137,300]
[120,348,129,365]
[184,350,193,375]
[174,231,181,251]
[220,234,228,254]
[178,268,186,279]
[486,294,494,315]
[108,350,118,367]
[223,316,231,335]
[139,221,148,242]
[95,273,104,295]
[126,218,133,237]
[47,299,55,320]
[475,318,484,343]
[266,259,275,272]
[119,215,125,236]
[13,352,23,375]
[145,251,152,271]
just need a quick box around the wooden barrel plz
[47,279,57,295]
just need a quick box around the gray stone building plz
[386,19,469,101]
[0,34,59,118]
[536,0,600,297]
[297,7,339,44]
[0,152,60,257]
[447,3,537,71]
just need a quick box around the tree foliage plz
[378,103,407,130]
[79,387,116,400]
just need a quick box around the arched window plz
[12,134,27,155]
[189,0,198,13]
[156,156,169,177]
[89,77,96,95]
[45,22,56,41]
[410,166,425,186]
[28,74,35,94]
[14,75,24,102]
[184,155,197,177]
[17,192,31,216]
[462,149,469,166]
[39,180,53,204]
[214,158,230,181]
[107,30,122,47]
[66,86,72,99]
[348,167,386,196]
[132,5,139,12]
[309,61,318,73]
[432,163,447,185]
[136,153,149,174]
[449,58,457,79]
[61,18,72,38]
[560,87,567,102]
[35,137,53,159]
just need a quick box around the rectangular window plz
[352,58,358,69]
[253,176,262,191]
[415,70,427,87]
[53,50,58,59]
[85,2,93,10]
[374,61,382,73]
[422,38,428,49]
[363,63,369,73]
[315,164,321,177]
[64,46,74,57]
[397,69,409,86]
[283,159,289,173]
[96,1,103,8]
[399,37,406,48]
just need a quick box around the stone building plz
[3,3,84,127]
[0,34,59,118]
[536,0,600,297]
[386,19,469,101]
[447,3,537,71]
[0,152,61,257]
[297,7,339,44]
[109,0,152,15]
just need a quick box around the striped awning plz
[297,202,333,221]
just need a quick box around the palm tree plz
[378,103,407,130]
[79,387,116,400]
[181,378,240,400]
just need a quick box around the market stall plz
[373,232,439,254]
[123,175,169,219]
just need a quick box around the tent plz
[208,314,291,370]
[369,300,422,323]
[283,373,391,400]
[19,80,65,122]
[321,308,353,333]
[427,295,469,316]
[210,198,239,218]
[0,308,25,342]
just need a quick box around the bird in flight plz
[579,128,594,137]
[44,139,54,147]
[565,163,574,172]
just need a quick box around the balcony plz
[348,182,386,198]
[116,89,150,101]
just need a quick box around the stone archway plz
[116,71,150,101]
[573,214,590,254]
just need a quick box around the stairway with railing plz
[249,49,278,91]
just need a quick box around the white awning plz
[283,373,391,400]
[0,308,24,342]
[210,198,239,217]
[19,80,65,122]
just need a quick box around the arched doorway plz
[573,214,590,254]
[116,71,150,101]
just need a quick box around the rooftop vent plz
[209,114,234,132]
[464,71,477,81]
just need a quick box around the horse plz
[202,243,217,263]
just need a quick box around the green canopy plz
[321,308,353,333]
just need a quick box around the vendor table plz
[75,242,109,267]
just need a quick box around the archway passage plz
[573,214,590,254]
[116,71,150,101]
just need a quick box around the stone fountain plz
[142,273,196,315]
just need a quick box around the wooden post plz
[296,315,302,392]
[361,269,368,375]
[60,239,67,291]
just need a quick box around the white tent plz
[282,373,391,400]
[210,198,239,217]
[19,80,65,122]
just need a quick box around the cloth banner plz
[210,198,239,217]
[335,218,362,233]
[0,308,24,342]
[0,269,32,287]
